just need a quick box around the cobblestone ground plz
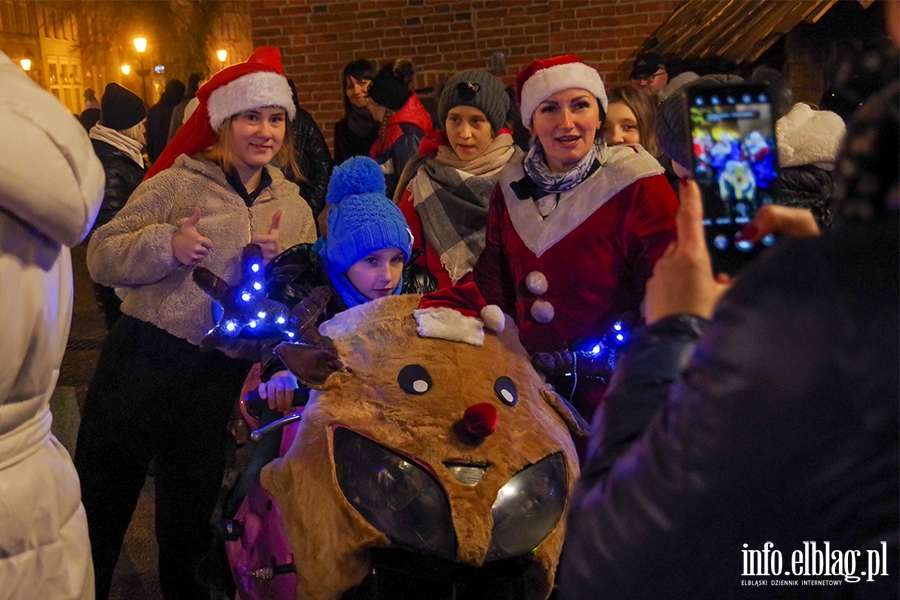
[54,243,163,600]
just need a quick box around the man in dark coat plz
[145,79,185,163]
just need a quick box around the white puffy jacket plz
[0,51,104,600]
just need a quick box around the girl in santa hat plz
[473,54,679,429]
[74,47,317,599]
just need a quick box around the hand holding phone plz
[685,83,780,274]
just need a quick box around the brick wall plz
[250,0,678,149]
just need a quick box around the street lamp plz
[217,49,227,70]
[121,65,131,75]
[133,37,150,106]
[20,58,31,71]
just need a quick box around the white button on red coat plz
[525,271,548,295]
[531,299,554,323]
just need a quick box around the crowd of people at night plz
[0,3,897,598]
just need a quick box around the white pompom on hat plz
[414,282,505,347]
[516,54,607,128]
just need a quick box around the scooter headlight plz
[486,453,567,561]
[333,427,456,558]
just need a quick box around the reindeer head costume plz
[256,284,586,600]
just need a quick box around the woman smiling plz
[473,55,678,423]
[395,70,522,288]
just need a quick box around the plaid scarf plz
[411,133,520,283]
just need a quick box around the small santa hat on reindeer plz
[413,282,505,346]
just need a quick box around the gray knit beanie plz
[439,70,510,133]
[656,74,743,169]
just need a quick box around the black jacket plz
[333,116,378,166]
[90,139,146,231]
[288,107,333,219]
[560,219,899,599]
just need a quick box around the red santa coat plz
[474,145,678,356]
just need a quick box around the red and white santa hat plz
[144,46,296,180]
[414,282,505,346]
[516,54,607,128]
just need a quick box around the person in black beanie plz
[366,58,433,197]
[88,82,148,329]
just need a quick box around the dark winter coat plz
[90,138,146,231]
[560,218,899,600]
[333,114,379,166]
[289,107,333,219]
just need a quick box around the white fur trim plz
[520,62,607,127]
[207,71,296,130]
[500,145,663,258]
[531,300,555,323]
[480,305,505,333]
[525,271,548,295]
[414,307,485,346]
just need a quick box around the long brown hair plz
[605,86,659,157]
[204,109,301,180]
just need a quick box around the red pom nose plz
[463,403,498,438]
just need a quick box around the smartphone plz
[685,83,779,274]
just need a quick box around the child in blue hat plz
[259,156,432,407]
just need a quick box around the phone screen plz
[686,84,779,274]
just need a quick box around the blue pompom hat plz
[314,156,413,309]
[319,156,413,272]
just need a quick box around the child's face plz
[346,247,406,301]
[601,102,641,147]
[230,107,286,173]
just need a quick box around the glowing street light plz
[217,49,227,68]
[133,37,150,106]
[121,64,131,75]
[20,58,31,71]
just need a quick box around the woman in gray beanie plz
[394,69,523,289]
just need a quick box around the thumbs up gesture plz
[250,209,284,265]
[171,207,214,266]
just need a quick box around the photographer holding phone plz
[559,56,898,599]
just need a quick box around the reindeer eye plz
[398,364,432,395]
[494,376,517,406]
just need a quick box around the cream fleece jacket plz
[87,153,316,348]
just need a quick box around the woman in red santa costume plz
[473,55,678,424]
[74,47,316,599]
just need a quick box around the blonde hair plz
[606,86,659,157]
[204,110,302,180]
[119,123,145,147]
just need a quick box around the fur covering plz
[262,294,584,600]
[87,154,316,350]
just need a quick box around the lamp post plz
[133,37,150,106]
[217,49,227,70]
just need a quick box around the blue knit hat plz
[320,156,413,272]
